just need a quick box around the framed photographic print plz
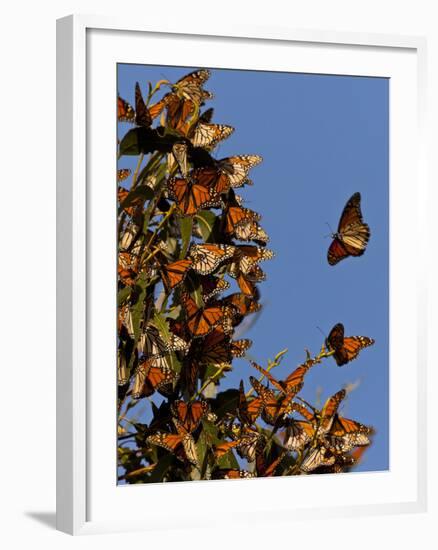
[57,15,427,535]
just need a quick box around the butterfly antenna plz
[316,326,327,339]
[324,222,334,238]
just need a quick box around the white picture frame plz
[56,14,428,535]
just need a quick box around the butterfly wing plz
[328,192,370,265]
[161,259,193,290]
[134,82,152,127]
[118,96,135,122]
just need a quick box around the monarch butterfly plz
[118,95,135,122]
[167,173,220,216]
[190,121,235,149]
[137,324,189,359]
[118,251,139,286]
[117,350,129,386]
[132,358,177,399]
[117,168,131,182]
[171,400,208,433]
[172,142,189,177]
[181,292,224,337]
[160,259,193,290]
[212,469,256,480]
[230,245,274,277]
[250,361,307,398]
[199,107,214,123]
[172,69,212,103]
[118,304,135,338]
[326,323,375,366]
[217,155,263,188]
[280,419,315,451]
[214,440,240,458]
[224,205,261,236]
[236,427,264,463]
[134,82,152,127]
[301,447,336,473]
[237,380,264,426]
[249,376,293,425]
[222,292,262,324]
[325,415,372,452]
[234,264,266,296]
[118,186,144,217]
[234,220,269,245]
[189,244,235,275]
[317,389,347,434]
[198,276,230,302]
[147,424,199,467]
[192,327,252,367]
[327,192,370,265]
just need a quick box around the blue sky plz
[118,64,389,473]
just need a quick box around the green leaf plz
[117,286,131,306]
[119,185,154,215]
[209,389,240,419]
[179,217,193,258]
[195,210,217,241]
[217,450,239,470]
[146,453,174,483]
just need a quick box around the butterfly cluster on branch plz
[116,69,376,483]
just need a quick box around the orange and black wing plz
[161,259,193,290]
[118,96,135,122]
[326,322,375,366]
[135,82,152,127]
[328,192,370,265]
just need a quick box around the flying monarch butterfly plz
[167,173,220,216]
[237,380,264,426]
[326,323,375,366]
[327,192,370,265]
[316,389,347,435]
[198,276,230,302]
[189,243,235,275]
[171,400,208,433]
[134,82,152,127]
[221,293,261,328]
[160,259,193,291]
[249,376,294,425]
[117,168,131,182]
[181,292,225,337]
[301,446,336,473]
[118,95,135,122]
[234,264,266,296]
[132,358,177,399]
